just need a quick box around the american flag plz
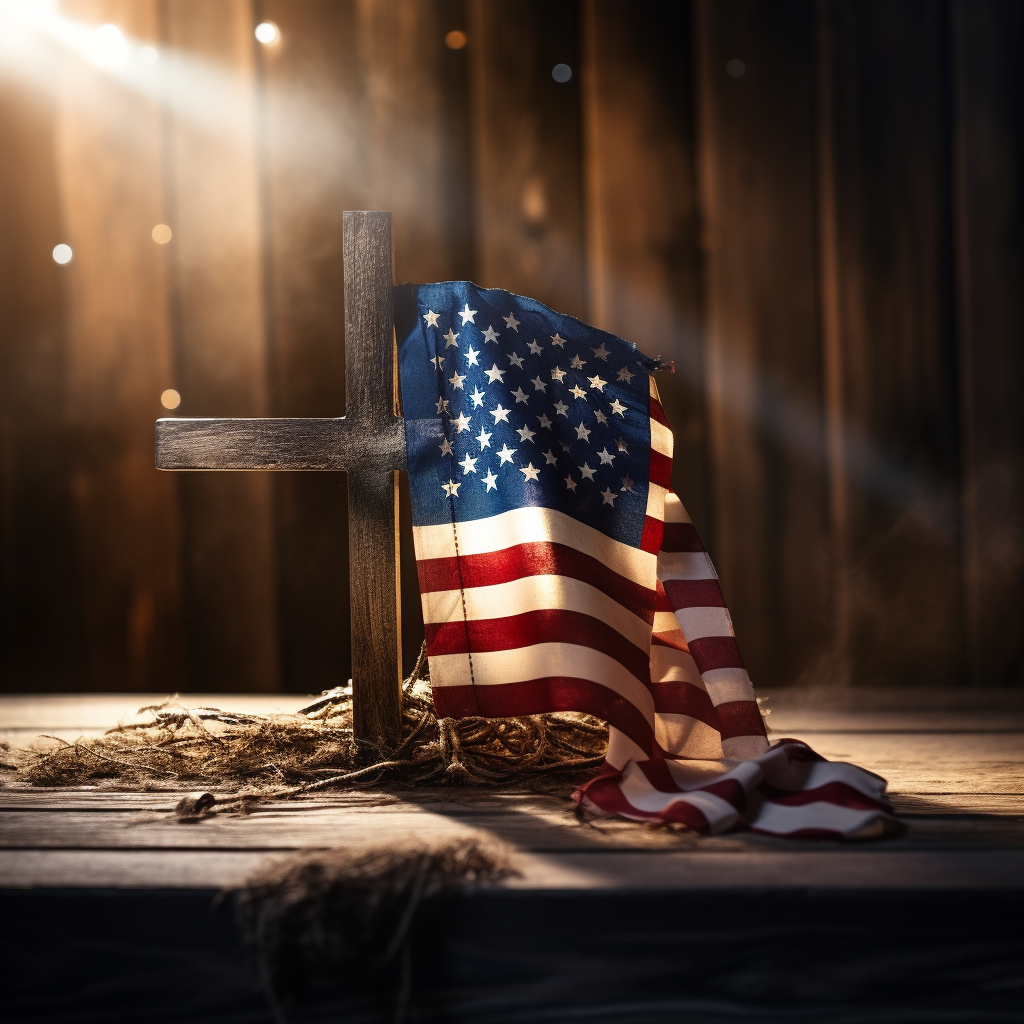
[395,283,895,840]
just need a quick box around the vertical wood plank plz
[580,0,711,537]
[822,0,964,688]
[256,0,360,693]
[951,0,1024,687]
[694,0,831,687]
[162,0,280,691]
[53,0,186,690]
[467,0,586,320]
[0,59,81,688]
[343,211,402,743]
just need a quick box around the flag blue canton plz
[395,283,658,548]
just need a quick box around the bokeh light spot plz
[726,58,746,78]
[552,63,572,83]
[160,389,181,410]
[87,24,128,68]
[139,45,159,66]
[52,244,72,265]
[255,21,280,45]
[151,224,172,244]
[445,30,467,50]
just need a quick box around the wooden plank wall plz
[0,0,1021,693]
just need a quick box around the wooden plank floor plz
[1,690,1022,891]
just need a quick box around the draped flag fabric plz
[395,282,895,839]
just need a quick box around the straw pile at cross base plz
[0,646,609,814]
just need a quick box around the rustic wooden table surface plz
[2,689,1022,892]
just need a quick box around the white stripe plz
[721,734,770,759]
[747,797,889,837]
[605,725,651,770]
[650,418,672,458]
[649,645,702,685]
[658,550,718,581]
[421,575,652,651]
[663,492,691,524]
[700,667,756,706]
[674,605,734,641]
[413,506,656,587]
[648,375,660,401]
[654,713,723,759]
[760,749,888,798]
[428,642,657,719]
[619,762,741,830]
[645,482,668,522]
[653,610,682,633]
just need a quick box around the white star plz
[570,354,586,369]
[508,351,525,369]
[444,328,459,348]
[550,333,567,348]
[484,364,506,384]
[459,452,478,474]
[575,422,591,442]
[442,479,461,498]
[490,404,510,424]
[527,339,543,355]
[469,387,486,409]
[476,427,493,449]
[551,366,567,383]
[451,411,472,433]
[537,413,552,429]
[554,400,569,417]
[435,396,450,415]
[516,424,536,443]
[459,303,477,325]
[543,448,558,465]
[430,354,445,370]
[616,436,628,453]
[592,343,611,361]
[464,345,480,367]
[423,310,441,328]
[482,468,499,492]
[601,487,617,505]
[588,375,607,392]
[448,370,466,390]
[439,437,453,456]
[530,375,547,392]
[609,399,627,417]
[570,384,587,400]
[598,447,615,465]
[559,440,572,452]
[504,311,520,331]
[564,474,577,491]
[482,325,499,344]
[617,366,634,382]
[594,409,608,425]
[519,462,541,482]
[497,443,516,465]
[620,475,635,492]
[579,462,596,481]
[512,386,529,404]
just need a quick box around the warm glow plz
[139,45,158,66]
[726,58,746,78]
[151,223,172,244]
[160,389,181,410]
[86,23,128,68]
[552,63,572,83]
[254,21,279,45]
[444,30,467,50]
[52,243,72,264]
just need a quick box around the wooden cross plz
[156,211,406,744]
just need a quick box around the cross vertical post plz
[155,211,405,745]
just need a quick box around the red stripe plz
[577,772,712,832]
[432,678,658,756]
[649,397,670,429]
[651,630,689,652]
[649,449,673,489]
[686,635,746,673]
[757,780,891,811]
[639,515,663,554]
[662,578,727,610]
[660,522,704,553]
[648,680,719,729]
[716,699,768,740]
[424,608,651,681]
[416,541,656,621]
